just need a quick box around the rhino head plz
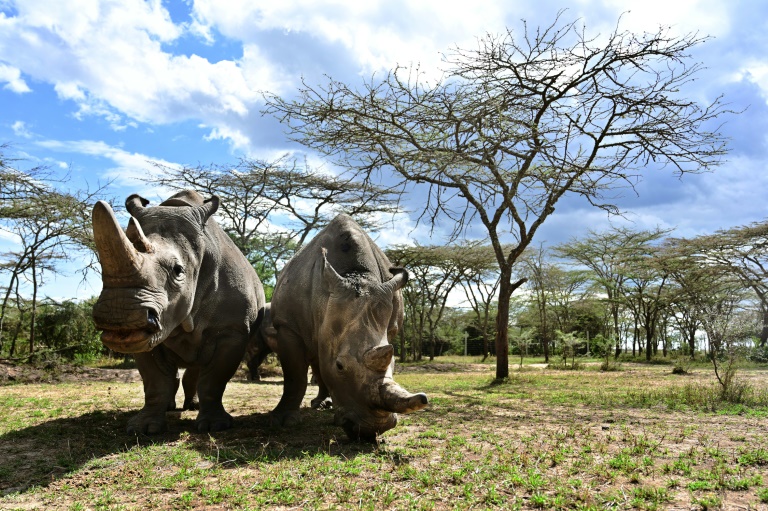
[318,250,428,441]
[91,191,218,353]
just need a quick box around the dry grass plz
[1,361,767,510]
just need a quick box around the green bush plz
[36,297,104,362]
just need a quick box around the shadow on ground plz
[0,404,378,495]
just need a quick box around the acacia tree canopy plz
[265,13,729,379]
[146,156,402,285]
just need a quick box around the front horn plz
[92,201,144,277]
[378,380,429,414]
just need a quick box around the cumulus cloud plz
[11,120,32,138]
[34,138,181,200]
[0,62,31,93]
[189,0,509,76]
[0,0,287,140]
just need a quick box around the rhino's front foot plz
[269,409,302,427]
[311,396,332,410]
[195,411,233,433]
[127,412,167,435]
[182,396,200,411]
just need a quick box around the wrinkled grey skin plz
[268,214,428,441]
[92,190,265,434]
[245,303,276,381]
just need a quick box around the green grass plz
[0,361,767,509]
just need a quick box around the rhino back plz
[271,215,393,341]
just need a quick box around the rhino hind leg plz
[269,328,310,427]
[181,366,200,411]
[309,361,332,410]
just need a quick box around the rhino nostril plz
[147,309,160,330]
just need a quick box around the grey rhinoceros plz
[267,214,428,441]
[91,190,266,434]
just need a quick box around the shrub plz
[35,298,104,362]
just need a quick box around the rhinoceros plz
[91,190,266,434]
[268,214,428,441]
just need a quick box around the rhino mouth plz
[98,309,162,353]
[336,410,398,442]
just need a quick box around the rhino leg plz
[270,328,309,427]
[181,366,200,411]
[246,346,272,382]
[194,334,246,433]
[309,361,332,410]
[129,348,178,435]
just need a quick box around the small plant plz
[556,330,583,369]
[671,354,692,375]
[592,334,621,371]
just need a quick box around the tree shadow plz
[0,406,381,495]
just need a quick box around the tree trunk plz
[494,275,514,380]
[29,256,38,356]
[399,327,406,363]
[760,306,768,347]
[612,298,621,359]
[688,329,696,360]
[429,335,435,361]
[645,333,652,361]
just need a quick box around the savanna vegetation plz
[0,11,766,511]
[2,360,768,510]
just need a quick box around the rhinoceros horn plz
[379,380,429,414]
[126,217,154,254]
[364,344,394,373]
[92,200,144,277]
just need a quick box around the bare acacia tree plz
[265,14,729,379]
[147,156,402,284]
[457,241,502,361]
[688,222,768,346]
[387,244,474,361]
[0,154,107,357]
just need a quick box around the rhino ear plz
[381,267,409,294]
[194,196,219,227]
[321,248,346,293]
[125,194,149,217]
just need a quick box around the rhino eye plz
[336,360,344,371]
[173,264,184,277]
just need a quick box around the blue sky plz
[1,0,767,299]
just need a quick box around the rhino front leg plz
[181,366,200,411]
[309,361,332,410]
[195,334,246,433]
[270,327,309,427]
[130,349,178,435]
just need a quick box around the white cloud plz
[34,138,181,199]
[11,120,33,138]
[598,0,731,37]
[0,62,31,93]
[190,0,509,76]
[0,0,288,145]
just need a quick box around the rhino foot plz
[127,413,167,435]
[311,396,333,410]
[269,409,302,427]
[182,397,200,411]
[195,411,233,433]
